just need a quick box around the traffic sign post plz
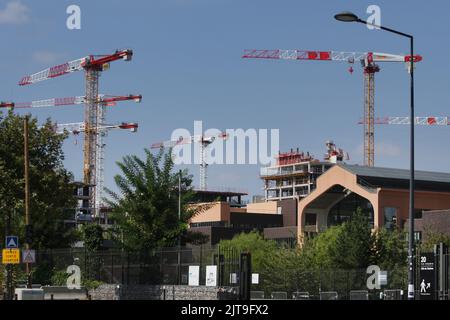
[22,249,36,264]
[5,236,19,249]
[419,253,436,300]
[2,249,21,264]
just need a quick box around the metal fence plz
[3,247,447,300]
[5,245,240,287]
[250,268,408,300]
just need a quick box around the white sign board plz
[252,273,259,284]
[378,271,388,286]
[22,249,36,264]
[206,265,217,287]
[188,266,200,286]
[230,273,237,284]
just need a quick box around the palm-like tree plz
[105,148,208,252]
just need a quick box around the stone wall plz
[89,284,238,300]
[89,284,118,300]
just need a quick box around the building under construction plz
[260,141,347,202]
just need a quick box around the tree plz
[82,224,104,252]
[219,231,295,294]
[370,228,408,289]
[0,111,77,249]
[306,226,343,270]
[371,228,407,270]
[81,224,105,282]
[332,208,373,270]
[105,148,207,252]
[219,231,279,272]
[418,227,450,252]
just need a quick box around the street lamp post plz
[335,11,416,300]
[178,170,182,285]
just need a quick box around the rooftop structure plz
[261,141,347,201]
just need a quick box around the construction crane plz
[151,132,229,191]
[359,116,450,126]
[12,93,141,216]
[324,140,350,163]
[0,101,15,109]
[19,49,135,215]
[5,94,142,110]
[53,121,138,135]
[242,49,422,167]
[55,121,138,212]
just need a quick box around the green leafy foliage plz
[219,209,410,297]
[220,232,278,272]
[82,224,104,252]
[332,208,373,269]
[105,148,208,252]
[418,227,450,252]
[0,111,77,249]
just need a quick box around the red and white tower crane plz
[151,132,229,191]
[19,49,135,215]
[12,93,141,216]
[242,49,422,167]
[8,94,142,110]
[53,121,138,135]
[0,101,14,109]
[359,116,450,126]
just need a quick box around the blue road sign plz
[6,236,19,249]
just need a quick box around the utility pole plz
[177,170,182,285]
[24,117,32,289]
[5,210,12,300]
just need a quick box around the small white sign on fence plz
[188,266,200,286]
[205,265,217,287]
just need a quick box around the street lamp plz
[334,12,362,23]
[335,11,416,300]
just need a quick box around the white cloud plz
[0,1,30,25]
[32,51,63,64]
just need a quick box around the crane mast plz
[363,55,380,167]
[151,133,228,191]
[84,69,100,209]
[56,120,139,212]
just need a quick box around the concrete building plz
[188,189,285,245]
[297,164,450,242]
[184,142,450,247]
[189,142,349,246]
[408,210,450,242]
[261,141,346,201]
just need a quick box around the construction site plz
[0,1,449,304]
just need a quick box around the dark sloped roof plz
[339,164,450,183]
[338,164,450,192]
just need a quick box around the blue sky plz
[1,0,449,199]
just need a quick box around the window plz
[327,193,374,227]
[384,207,398,231]
[414,209,424,219]
[305,213,317,226]
[414,231,422,243]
